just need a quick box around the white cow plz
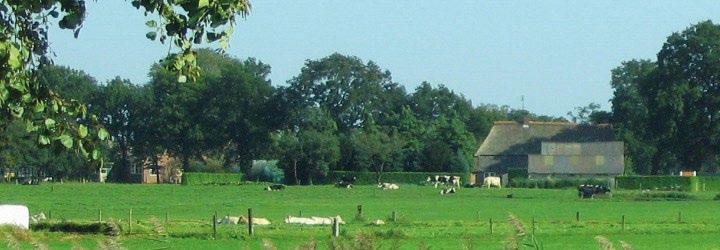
[0,205,29,229]
[239,216,271,225]
[483,176,502,188]
[284,215,344,225]
[219,216,240,225]
[378,183,399,190]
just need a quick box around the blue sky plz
[49,1,720,117]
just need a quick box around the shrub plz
[714,193,720,200]
[31,221,120,236]
[182,172,243,185]
[247,160,284,183]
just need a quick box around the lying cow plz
[284,215,344,225]
[265,184,286,191]
[239,216,271,225]
[440,187,457,195]
[483,176,501,188]
[336,176,356,189]
[378,183,399,190]
[219,215,272,225]
[427,175,461,188]
[578,184,611,199]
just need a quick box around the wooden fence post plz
[128,209,133,234]
[98,209,102,222]
[392,211,397,222]
[332,218,340,237]
[212,212,217,239]
[677,211,682,223]
[576,211,580,222]
[621,215,625,231]
[356,205,363,219]
[248,208,254,236]
[489,218,494,235]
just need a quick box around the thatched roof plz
[474,121,616,157]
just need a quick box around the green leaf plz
[38,135,50,145]
[199,0,210,8]
[145,20,157,28]
[178,75,187,83]
[78,124,88,138]
[7,46,20,69]
[34,101,45,113]
[56,134,73,149]
[49,10,59,18]
[98,128,110,140]
[146,31,157,41]
[92,149,102,160]
[44,118,56,129]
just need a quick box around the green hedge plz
[182,172,243,185]
[329,171,468,185]
[698,176,720,191]
[616,176,700,192]
[509,177,611,189]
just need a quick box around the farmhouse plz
[130,152,182,184]
[472,121,624,184]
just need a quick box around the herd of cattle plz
[265,174,611,199]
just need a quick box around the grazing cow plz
[483,176,502,188]
[439,187,457,195]
[336,176,356,189]
[378,183,399,190]
[427,175,461,188]
[21,178,39,185]
[578,184,611,199]
[265,184,286,191]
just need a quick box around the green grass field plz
[1,183,720,249]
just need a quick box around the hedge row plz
[509,177,612,189]
[182,172,243,185]
[615,176,700,192]
[329,171,468,185]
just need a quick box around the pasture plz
[1,183,720,249]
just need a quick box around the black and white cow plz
[427,175,461,188]
[578,184,611,199]
[336,176,357,189]
[439,187,457,195]
[265,184,286,191]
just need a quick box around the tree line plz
[1,50,563,183]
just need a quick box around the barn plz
[472,120,624,185]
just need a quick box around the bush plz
[509,177,611,189]
[31,221,120,236]
[616,176,699,192]
[182,172,243,185]
[247,160,284,183]
[714,193,720,200]
[329,171,468,185]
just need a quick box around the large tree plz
[286,53,401,132]
[0,0,250,165]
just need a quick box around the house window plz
[544,156,554,166]
[595,156,605,166]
